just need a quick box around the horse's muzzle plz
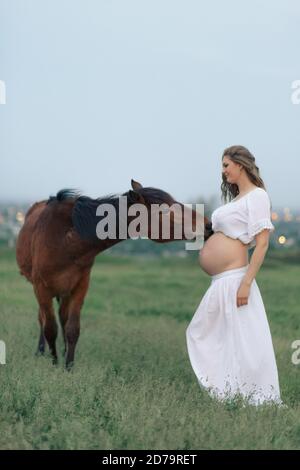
[204,221,214,241]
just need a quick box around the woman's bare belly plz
[199,232,249,276]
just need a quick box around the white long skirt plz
[186,265,281,405]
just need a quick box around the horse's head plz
[125,179,213,243]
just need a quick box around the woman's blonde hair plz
[221,145,266,203]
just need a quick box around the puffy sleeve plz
[247,189,275,240]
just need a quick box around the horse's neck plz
[94,237,124,253]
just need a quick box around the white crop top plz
[211,187,275,249]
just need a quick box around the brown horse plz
[16,179,213,368]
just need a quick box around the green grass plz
[0,248,300,449]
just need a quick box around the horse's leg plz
[35,308,46,355]
[58,296,70,356]
[65,272,90,370]
[34,284,58,364]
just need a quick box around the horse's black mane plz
[47,189,81,204]
[47,187,174,205]
[47,187,175,243]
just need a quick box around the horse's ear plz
[131,179,143,190]
[128,190,145,204]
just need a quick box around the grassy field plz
[0,247,300,450]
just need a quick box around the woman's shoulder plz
[246,187,272,212]
[252,186,267,193]
[247,187,270,201]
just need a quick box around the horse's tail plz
[47,189,80,205]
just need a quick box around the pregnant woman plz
[186,145,281,405]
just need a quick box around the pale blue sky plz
[1,0,299,208]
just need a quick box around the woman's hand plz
[236,281,251,308]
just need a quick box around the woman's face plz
[222,156,242,184]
